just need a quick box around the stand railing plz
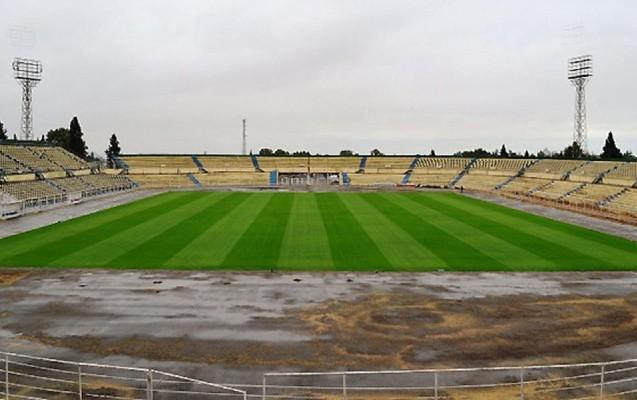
[262,359,637,399]
[0,352,247,400]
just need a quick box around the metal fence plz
[261,359,637,399]
[3,351,637,400]
[0,352,247,400]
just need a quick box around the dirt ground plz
[2,269,637,391]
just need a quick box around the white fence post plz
[4,355,8,400]
[146,369,153,400]
[434,371,438,400]
[262,375,266,400]
[78,364,82,400]
[519,367,525,400]
[342,373,347,399]
[600,364,605,399]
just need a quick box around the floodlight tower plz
[242,118,247,155]
[567,55,593,151]
[12,58,43,141]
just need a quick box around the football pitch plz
[0,191,636,271]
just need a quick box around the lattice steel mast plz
[567,55,592,152]
[12,58,43,141]
[242,118,247,155]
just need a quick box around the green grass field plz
[0,191,636,271]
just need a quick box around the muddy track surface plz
[2,270,637,376]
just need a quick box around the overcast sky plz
[1,0,636,156]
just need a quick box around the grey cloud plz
[0,0,635,156]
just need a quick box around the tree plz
[46,128,71,150]
[623,151,636,161]
[457,148,491,158]
[105,133,122,168]
[430,149,436,156]
[562,141,584,159]
[524,150,530,158]
[273,148,289,156]
[339,149,354,156]
[68,116,88,159]
[601,131,622,159]
[370,148,384,156]
[0,121,7,141]
[259,148,273,156]
[499,144,508,158]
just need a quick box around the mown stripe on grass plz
[164,193,271,268]
[315,193,390,270]
[365,193,507,270]
[278,194,333,269]
[407,193,583,269]
[48,192,230,267]
[105,192,248,268]
[0,192,174,261]
[437,193,637,269]
[340,194,446,269]
[0,192,200,267]
[222,193,294,268]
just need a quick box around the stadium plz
[2,1,637,399]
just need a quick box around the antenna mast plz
[242,119,247,155]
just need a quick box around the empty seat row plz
[524,159,587,179]
[602,189,637,217]
[528,181,583,201]
[198,155,255,172]
[34,147,90,170]
[562,184,626,206]
[0,174,135,202]
[364,156,415,173]
[0,145,60,172]
[415,157,470,172]
[470,158,533,176]
[454,175,509,191]
[0,180,62,200]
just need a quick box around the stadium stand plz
[603,162,637,186]
[0,144,136,216]
[0,145,60,171]
[53,176,89,192]
[364,156,414,173]
[120,155,199,174]
[32,146,90,170]
[529,180,584,201]
[197,155,255,172]
[410,157,470,187]
[568,161,623,183]
[602,188,637,217]
[0,180,62,201]
[499,177,552,195]
[77,174,135,192]
[469,158,534,176]
[3,145,637,222]
[454,174,509,191]
[258,156,310,173]
[562,183,626,207]
[197,172,269,186]
[348,173,405,185]
[524,159,587,180]
[0,152,27,175]
[128,174,194,188]
[308,157,361,173]
[0,175,136,201]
